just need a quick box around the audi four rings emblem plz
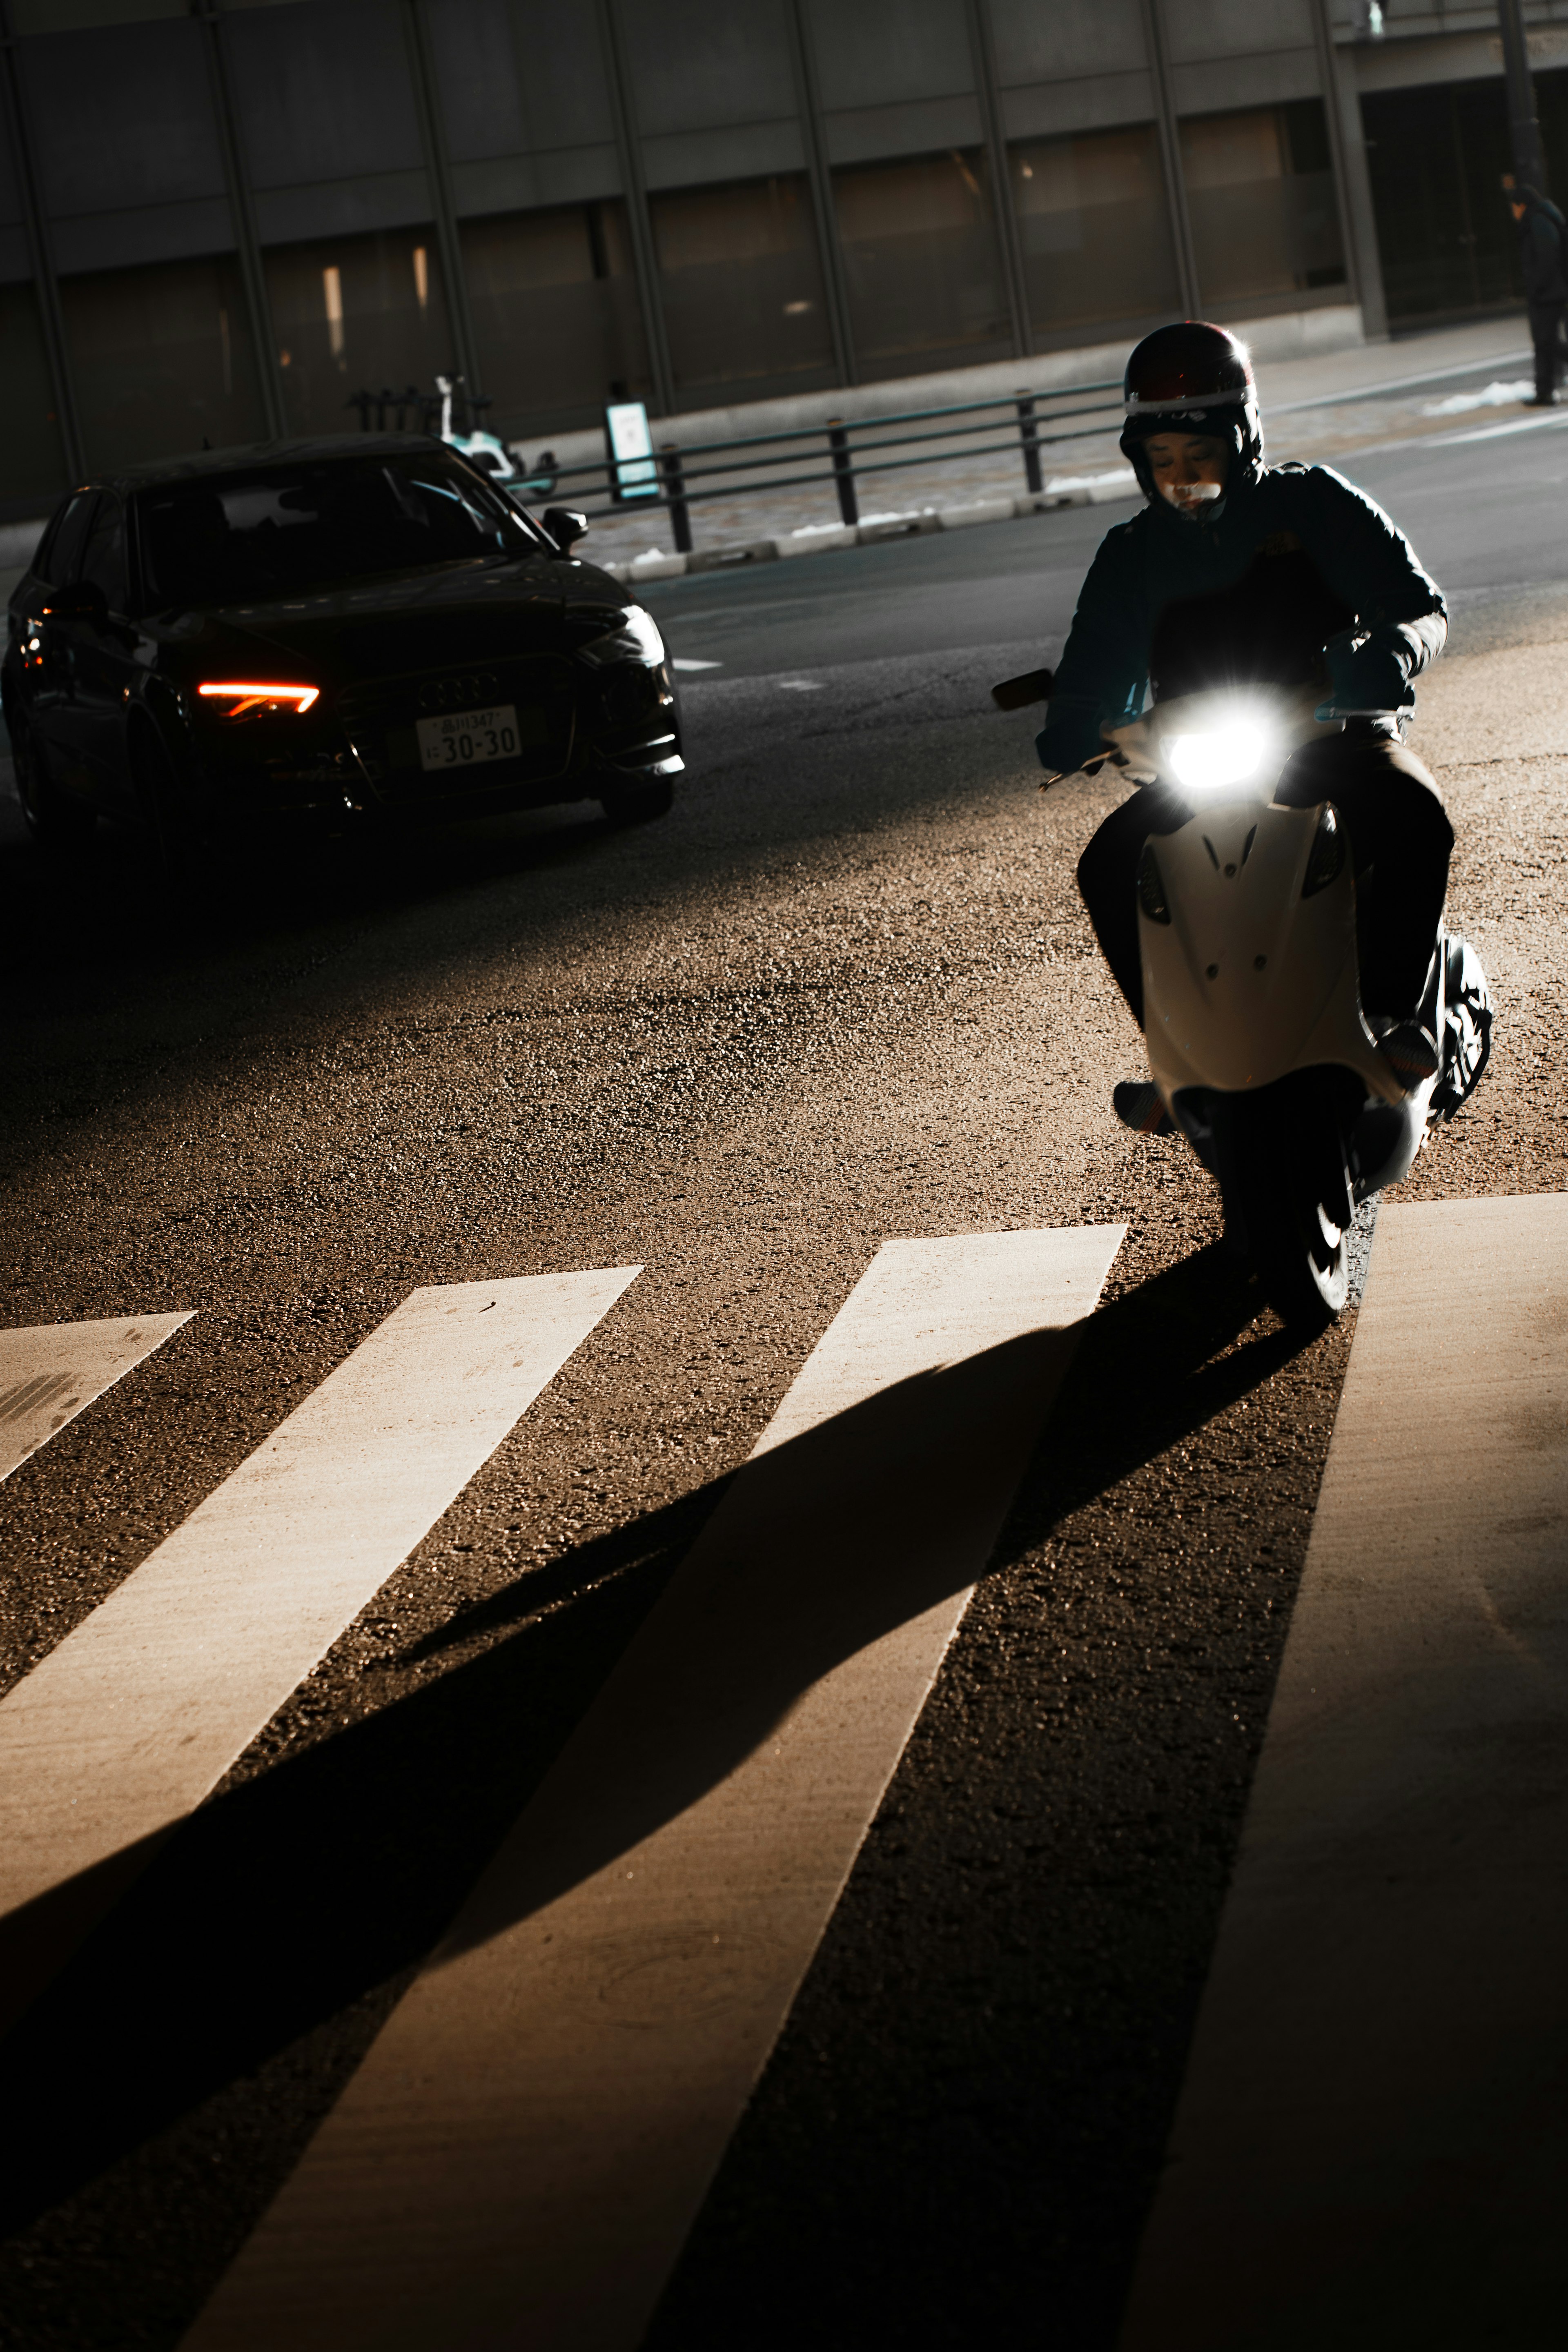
[416,673,499,712]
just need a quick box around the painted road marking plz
[1118,1193,1568,2348]
[0,1311,193,1483]
[183,1223,1125,2352]
[669,656,721,670]
[0,1267,640,2034]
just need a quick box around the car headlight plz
[577,607,665,668]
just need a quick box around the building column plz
[785,0,857,387]
[1140,0,1200,316]
[595,0,676,416]
[965,0,1031,359]
[0,0,83,482]
[402,0,486,397]
[195,0,287,439]
[1314,4,1388,340]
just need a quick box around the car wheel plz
[11,713,96,851]
[599,777,674,826]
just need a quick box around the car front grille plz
[336,655,578,802]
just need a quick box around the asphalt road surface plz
[2,404,1566,2351]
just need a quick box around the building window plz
[1180,101,1347,312]
[264,228,453,437]
[1360,79,1521,324]
[0,283,68,509]
[831,149,1011,376]
[58,254,265,474]
[648,174,835,404]
[1009,124,1180,341]
[461,200,653,437]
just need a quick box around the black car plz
[2,433,681,855]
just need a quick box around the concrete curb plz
[610,472,1138,587]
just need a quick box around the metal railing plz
[530,381,1125,552]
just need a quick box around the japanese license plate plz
[416,704,521,772]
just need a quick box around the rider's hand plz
[1326,633,1406,717]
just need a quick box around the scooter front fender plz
[1139,800,1403,1107]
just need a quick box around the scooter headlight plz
[1166,720,1268,795]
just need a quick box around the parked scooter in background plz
[433,374,517,486]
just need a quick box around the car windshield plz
[136,453,530,608]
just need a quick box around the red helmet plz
[1119,321,1263,496]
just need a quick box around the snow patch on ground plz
[1421,379,1534,416]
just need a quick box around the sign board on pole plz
[605,402,660,503]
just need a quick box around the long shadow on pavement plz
[0,1239,1305,2352]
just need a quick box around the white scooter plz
[997,673,1491,1330]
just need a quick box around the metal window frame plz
[1310,0,1388,339]
[594,0,676,416]
[965,0,1030,359]
[194,0,288,440]
[0,0,82,483]
[785,0,857,386]
[1140,0,1201,316]
[401,0,486,396]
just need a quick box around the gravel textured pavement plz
[0,422,1563,2347]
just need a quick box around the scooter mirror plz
[991,666,1055,711]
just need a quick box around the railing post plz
[1016,391,1043,494]
[827,419,859,527]
[660,442,693,553]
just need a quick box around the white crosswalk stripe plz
[1118,1193,1568,2346]
[180,1223,1126,2352]
[0,1267,640,2034]
[0,1311,194,1484]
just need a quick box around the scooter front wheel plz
[1219,1091,1350,1332]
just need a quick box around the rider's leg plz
[1276,730,1453,1019]
[1076,790,1195,1028]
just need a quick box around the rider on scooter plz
[1038,321,1452,1122]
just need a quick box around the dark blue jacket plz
[1037,462,1446,777]
[1519,190,1568,306]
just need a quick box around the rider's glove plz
[1323,631,1409,717]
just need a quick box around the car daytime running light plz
[198,681,320,717]
[1167,720,1267,795]
[577,606,666,668]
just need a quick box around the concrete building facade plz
[2,0,1565,518]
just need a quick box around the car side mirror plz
[541,506,589,556]
[44,578,109,626]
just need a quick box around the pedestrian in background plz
[1505,175,1568,405]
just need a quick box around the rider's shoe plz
[1372,1017,1441,1090]
[1113,1080,1174,1136]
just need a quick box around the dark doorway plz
[1361,79,1519,323]
[1363,66,1568,326]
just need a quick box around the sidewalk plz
[577,315,1535,583]
[0,316,1539,609]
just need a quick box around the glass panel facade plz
[1361,79,1518,323]
[832,149,1011,375]
[59,252,265,473]
[648,174,834,403]
[264,227,454,438]
[1009,124,1180,340]
[0,282,68,510]
[461,200,653,437]
[1181,101,1346,311]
